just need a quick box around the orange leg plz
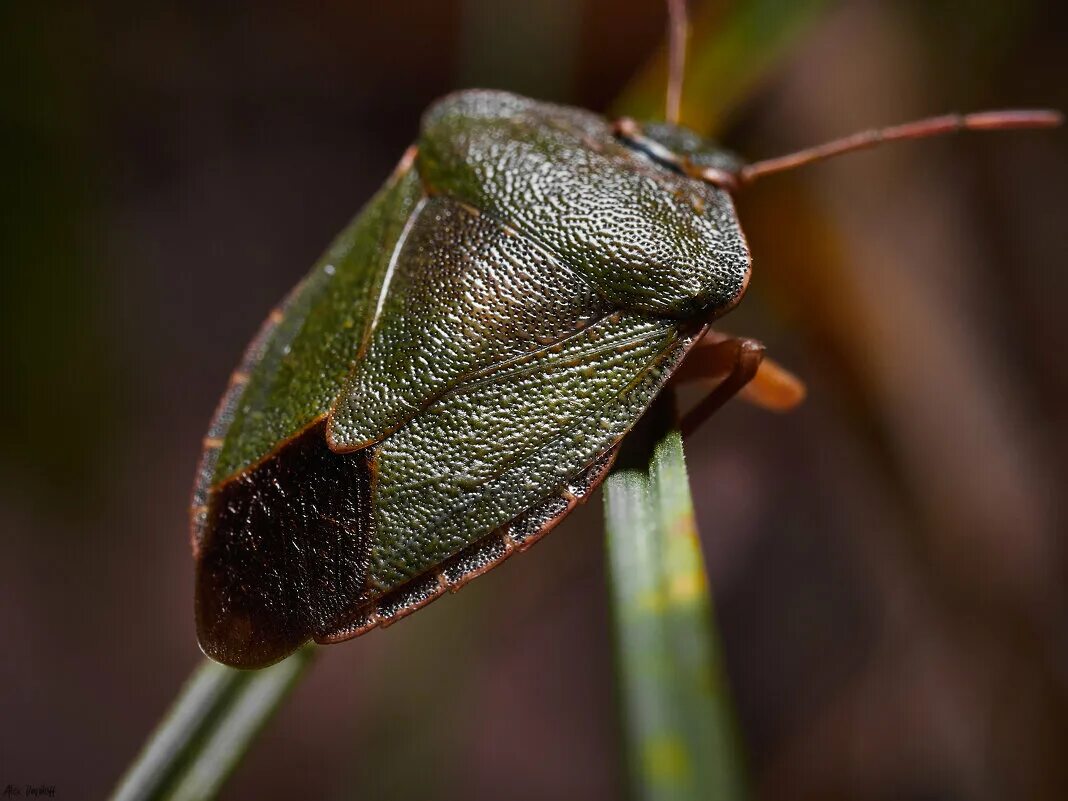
[739,357,807,412]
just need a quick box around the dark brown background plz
[2,1,1066,799]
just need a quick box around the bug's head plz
[609,106,1063,320]
[604,116,752,320]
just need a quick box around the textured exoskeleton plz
[193,90,751,668]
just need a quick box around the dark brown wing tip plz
[195,623,306,670]
[195,565,310,670]
[194,433,620,666]
[193,420,376,669]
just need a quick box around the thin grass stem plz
[604,395,746,801]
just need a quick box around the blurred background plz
[1,0,1065,799]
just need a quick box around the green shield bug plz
[191,56,1060,670]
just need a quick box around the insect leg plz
[676,335,768,438]
[676,331,806,417]
[740,357,807,412]
[674,335,803,440]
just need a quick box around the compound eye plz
[612,117,686,174]
[611,117,739,192]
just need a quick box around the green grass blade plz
[109,648,315,801]
[604,395,745,801]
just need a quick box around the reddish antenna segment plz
[709,109,1063,187]
[665,0,688,125]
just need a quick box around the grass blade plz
[604,395,745,801]
[109,648,315,801]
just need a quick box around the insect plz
[190,0,1059,668]
[190,89,1057,668]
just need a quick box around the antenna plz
[693,110,1063,189]
[665,0,688,125]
